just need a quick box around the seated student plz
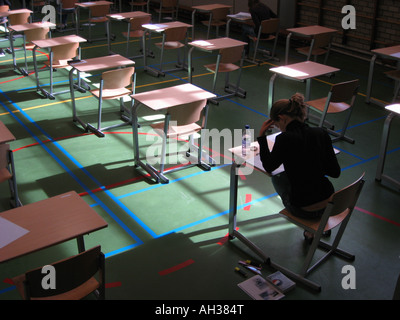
[242,0,277,57]
[0,0,11,57]
[257,93,341,241]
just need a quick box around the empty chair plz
[87,3,111,42]
[87,67,136,137]
[149,99,210,183]
[154,25,189,76]
[155,0,178,22]
[11,246,105,300]
[57,0,79,33]
[7,10,30,26]
[248,18,280,64]
[201,6,230,39]
[204,44,246,104]
[130,0,150,12]
[0,143,21,208]
[305,79,359,144]
[122,14,151,58]
[296,32,333,64]
[278,173,365,291]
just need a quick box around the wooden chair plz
[248,18,280,64]
[278,173,365,292]
[296,32,333,65]
[20,26,50,74]
[7,10,31,26]
[87,67,135,137]
[305,79,359,144]
[0,5,9,46]
[12,246,105,300]
[204,44,246,104]
[155,0,178,22]
[154,25,189,76]
[0,143,21,208]
[57,0,79,33]
[87,3,111,42]
[122,14,151,59]
[201,6,230,39]
[130,0,150,13]
[149,99,210,183]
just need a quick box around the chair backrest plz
[90,4,110,17]
[25,27,50,43]
[23,246,104,299]
[168,99,207,127]
[330,79,359,103]
[312,32,333,49]
[51,42,79,65]
[260,18,279,34]
[220,45,244,64]
[327,173,365,217]
[211,7,230,21]
[0,5,9,12]
[102,67,135,90]
[129,15,151,31]
[164,26,188,42]
[161,0,178,8]
[0,144,10,169]
[8,12,30,25]
[61,0,77,10]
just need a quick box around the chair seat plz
[297,46,327,56]
[155,41,184,50]
[89,17,108,23]
[12,273,100,300]
[0,167,12,183]
[280,208,350,233]
[204,63,240,73]
[307,98,351,113]
[90,88,132,100]
[385,69,400,81]
[122,30,145,38]
[44,59,72,68]
[151,122,201,138]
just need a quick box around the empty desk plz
[366,45,400,107]
[106,11,152,59]
[131,83,216,183]
[268,61,340,113]
[8,21,55,76]
[32,34,87,99]
[0,191,108,263]
[375,103,400,189]
[68,54,135,137]
[285,25,337,65]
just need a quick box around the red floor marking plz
[105,281,122,289]
[356,206,400,228]
[3,278,14,285]
[158,259,195,276]
[243,194,252,211]
[217,228,238,246]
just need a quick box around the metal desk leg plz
[366,54,377,104]
[285,32,292,65]
[188,47,194,83]
[268,73,277,114]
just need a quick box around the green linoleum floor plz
[0,5,399,303]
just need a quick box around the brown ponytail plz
[270,93,306,122]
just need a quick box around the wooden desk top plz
[131,83,216,111]
[192,4,232,11]
[0,191,108,263]
[69,54,134,72]
[372,45,400,59]
[107,11,151,20]
[8,21,56,32]
[0,8,32,18]
[31,35,87,48]
[0,121,16,144]
[142,21,192,32]
[189,37,247,51]
[76,1,113,7]
[286,25,337,36]
[270,61,340,80]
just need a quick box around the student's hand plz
[259,119,274,137]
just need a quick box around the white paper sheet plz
[0,216,29,249]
